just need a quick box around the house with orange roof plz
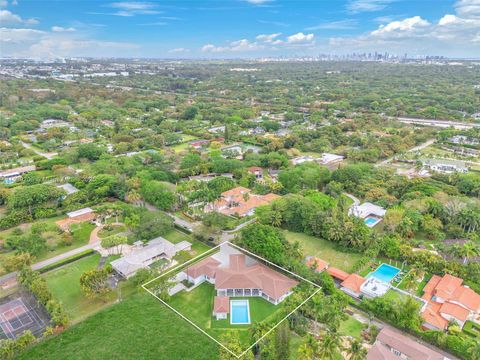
[421,273,480,330]
[184,244,298,305]
[205,186,280,217]
[305,256,329,273]
[213,296,229,320]
[247,166,263,180]
[341,274,366,298]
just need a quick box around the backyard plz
[15,292,218,360]
[284,231,364,272]
[43,253,134,323]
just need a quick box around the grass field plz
[43,254,130,323]
[338,317,364,339]
[283,231,364,272]
[163,229,212,261]
[15,292,218,360]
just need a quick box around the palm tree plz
[317,331,342,360]
[297,335,317,360]
[346,339,367,360]
[457,241,480,264]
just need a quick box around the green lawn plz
[98,224,126,238]
[15,293,218,360]
[165,282,282,347]
[338,316,364,339]
[284,231,364,272]
[43,254,122,323]
[163,230,212,262]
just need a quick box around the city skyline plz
[1,0,479,59]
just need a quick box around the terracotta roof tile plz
[213,296,229,313]
[341,274,366,293]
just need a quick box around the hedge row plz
[38,249,95,274]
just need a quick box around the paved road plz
[20,141,58,160]
[391,116,480,130]
[375,139,436,167]
[0,241,100,286]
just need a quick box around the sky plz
[0,0,479,59]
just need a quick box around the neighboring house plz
[248,166,263,180]
[447,135,479,146]
[319,153,344,165]
[189,139,210,149]
[305,256,329,273]
[208,125,226,133]
[326,265,389,299]
[56,207,96,231]
[291,156,316,165]
[0,165,36,184]
[349,202,386,219]
[367,327,449,360]
[213,296,229,320]
[184,244,298,305]
[206,186,280,217]
[111,238,191,278]
[349,202,386,227]
[56,183,79,196]
[421,274,480,330]
[422,159,469,174]
[341,274,366,298]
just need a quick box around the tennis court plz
[0,291,50,339]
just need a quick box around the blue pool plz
[230,300,250,325]
[364,216,380,227]
[367,263,401,283]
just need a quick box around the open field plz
[43,254,133,323]
[15,292,218,360]
[284,231,364,272]
[339,316,365,340]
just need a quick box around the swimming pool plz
[230,300,250,325]
[367,263,401,283]
[364,216,380,227]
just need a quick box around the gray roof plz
[111,237,191,278]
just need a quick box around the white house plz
[348,202,386,228]
[111,238,191,278]
[422,159,469,174]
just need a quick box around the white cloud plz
[346,0,394,13]
[286,32,314,44]
[168,47,190,53]
[256,33,281,42]
[1,27,139,58]
[0,9,38,25]
[108,1,161,16]
[305,19,357,30]
[201,31,316,54]
[371,16,430,37]
[454,0,480,18]
[201,44,226,53]
[51,26,76,32]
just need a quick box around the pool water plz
[367,263,400,283]
[364,216,379,227]
[230,300,250,325]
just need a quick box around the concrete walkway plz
[0,240,101,286]
[20,141,58,160]
[343,192,360,206]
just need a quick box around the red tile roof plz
[185,257,221,279]
[213,296,229,313]
[439,302,469,322]
[327,267,349,281]
[421,303,448,330]
[341,274,366,294]
[306,257,328,272]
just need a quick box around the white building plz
[111,237,191,278]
